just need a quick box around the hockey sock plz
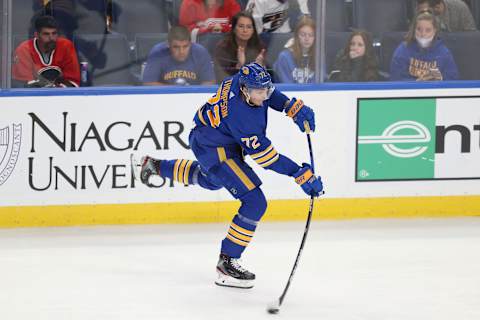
[159,159,199,186]
[221,188,267,258]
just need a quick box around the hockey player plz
[138,62,323,289]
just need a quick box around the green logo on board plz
[356,99,437,180]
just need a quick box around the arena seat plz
[75,34,133,86]
[379,31,407,74]
[112,0,169,40]
[73,0,108,35]
[12,0,37,36]
[135,33,169,63]
[197,32,226,59]
[441,31,480,80]
[326,32,352,74]
[325,0,349,31]
[259,32,294,67]
[352,0,409,37]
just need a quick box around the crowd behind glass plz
[2,0,480,88]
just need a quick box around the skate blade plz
[130,153,141,181]
[215,271,254,289]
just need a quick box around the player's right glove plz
[285,98,315,132]
[293,163,323,197]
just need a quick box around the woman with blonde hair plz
[273,16,315,83]
[390,11,458,81]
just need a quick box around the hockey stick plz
[130,153,141,182]
[267,121,317,314]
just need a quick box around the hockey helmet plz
[239,62,273,90]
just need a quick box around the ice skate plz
[140,156,162,187]
[215,253,255,289]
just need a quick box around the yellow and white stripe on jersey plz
[250,145,279,168]
[226,222,254,247]
[173,159,195,185]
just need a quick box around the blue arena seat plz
[12,0,37,36]
[135,33,169,63]
[75,34,133,86]
[326,32,352,74]
[260,32,294,67]
[326,0,349,31]
[352,0,409,37]
[379,32,407,74]
[112,0,169,40]
[441,31,480,80]
[73,0,108,35]
[197,32,226,58]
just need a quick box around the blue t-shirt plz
[142,42,215,85]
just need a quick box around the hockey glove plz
[285,98,315,132]
[293,163,323,197]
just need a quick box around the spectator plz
[179,0,241,39]
[273,16,315,83]
[213,11,266,82]
[416,0,476,31]
[246,0,310,34]
[390,11,459,81]
[142,25,216,86]
[328,30,382,82]
[12,15,80,88]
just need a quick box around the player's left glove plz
[285,98,315,133]
[293,163,323,197]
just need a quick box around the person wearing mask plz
[390,11,459,81]
[328,30,382,82]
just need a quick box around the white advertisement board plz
[1,88,479,209]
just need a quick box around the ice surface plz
[1,218,479,320]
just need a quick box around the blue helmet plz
[238,62,273,90]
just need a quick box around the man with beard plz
[12,15,81,88]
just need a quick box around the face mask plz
[416,35,434,48]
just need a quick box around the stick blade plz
[130,153,141,181]
[266,299,281,314]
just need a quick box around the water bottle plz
[80,61,89,86]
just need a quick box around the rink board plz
[1,86,480,227]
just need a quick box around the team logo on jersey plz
[0,124,22,186]
[242,67,249,75]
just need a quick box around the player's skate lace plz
[230,258,247,273]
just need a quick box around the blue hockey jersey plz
[193,73,300,176]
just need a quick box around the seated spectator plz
[12,15,80,88]
[246,0,309,34]
[179,0,241,39]
[390,11,459,81]
[328,30,383,82]
[142,25,216,86]
[273,16,315,83]
[416,0,476,31]
[213,11,266,82]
